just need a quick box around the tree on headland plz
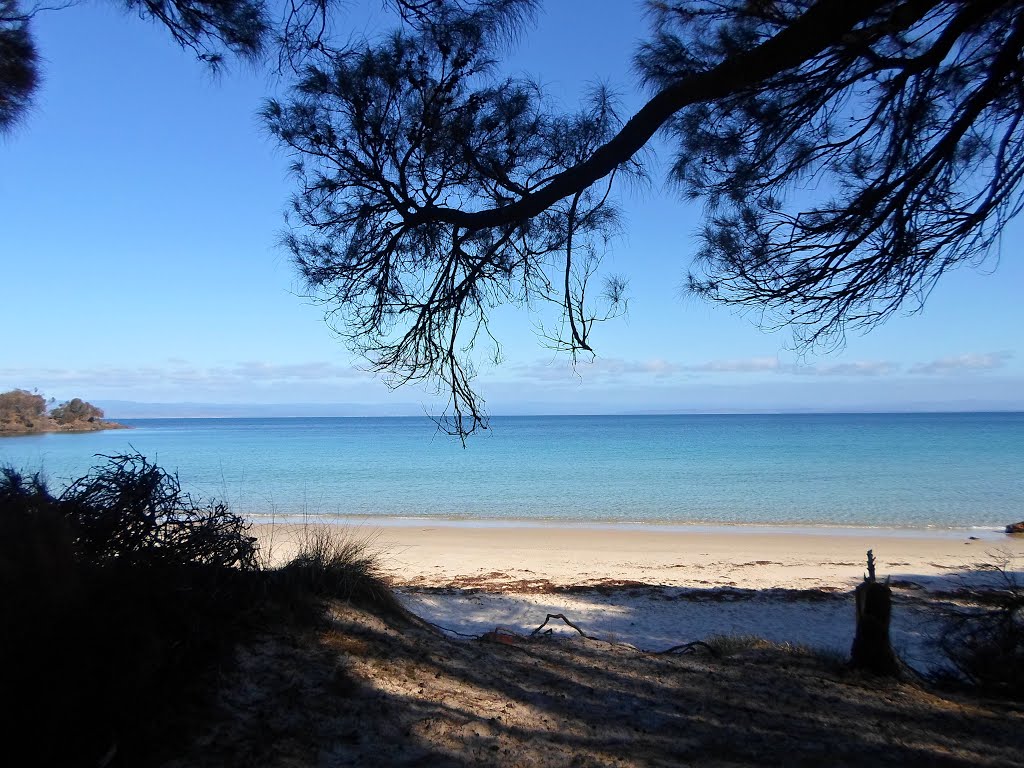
[0,388,119,433]
[0,388,46,429]
[265,0,1024,436]
[50,397,104,425]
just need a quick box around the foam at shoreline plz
[247,513,1010,540]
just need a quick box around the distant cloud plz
[507,357,681,382]
[680,357,898,377]
[0,360,372,393]
[791,360,899,377]
[684,357,781,373]
[908,351,1012,375]
[506,355,900,384]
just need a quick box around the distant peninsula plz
[0,389,128,436]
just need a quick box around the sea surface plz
[1,413,1022,530]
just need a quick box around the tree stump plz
[850,550,900,676]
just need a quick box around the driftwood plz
[532,613,593,639]
[658,641,719,657]
[850,550,900,676]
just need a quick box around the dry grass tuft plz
[270,525,405,618]
[705,633,847,666]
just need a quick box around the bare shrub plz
[939,558,1023,697]
[0,456,262,764]
[59,452,258,570]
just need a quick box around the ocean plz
[1,413,1021,530]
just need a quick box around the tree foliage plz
[7,1,1022,437]
[0,0,37,130]
[655,0,1024,346]
[267,0,1024,435]
[0,387,46,427]
[265,0,633,435]
[50,396,105,424]
[0,388,112,432]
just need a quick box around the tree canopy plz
[6,1,1021,437]
[0,388,46,428]
[50,397,104,425]
[0,389,115,433]
[265,0,1024,435]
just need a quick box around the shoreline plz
[247,514,1013,540]
[0,420,130,437]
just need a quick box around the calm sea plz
[1,413,1021,530]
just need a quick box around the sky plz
[1,1,1022,417]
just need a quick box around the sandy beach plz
[255,520,1024,671]
[255,519,1021,590]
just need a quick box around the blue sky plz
[2,1,1022,417]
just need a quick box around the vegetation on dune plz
[937,560,1024,698]
[0,388,126,434]
[0,452,396,766]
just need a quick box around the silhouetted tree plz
[267,0,1024,435]
[0,0,37,130]
[50,397,104,424]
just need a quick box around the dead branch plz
[531,613,593,639]
[657,641,719,657]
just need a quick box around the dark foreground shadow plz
[168,576,1024,768]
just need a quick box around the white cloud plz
[503,354,900,385]
[908,351,1012,375]
[506,357,682,383]
[790,360,899,377]
[0,360,373,395]
[684,357,781,373]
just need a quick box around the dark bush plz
[939,563,1023,698]
[0,455,262,766]
[59,453,258,569]
[0,453,396,764]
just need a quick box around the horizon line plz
[104,408,1024,419]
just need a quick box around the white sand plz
[254,520,1024,669]
[255,519,1020,590]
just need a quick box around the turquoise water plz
[1,413,1021,529]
